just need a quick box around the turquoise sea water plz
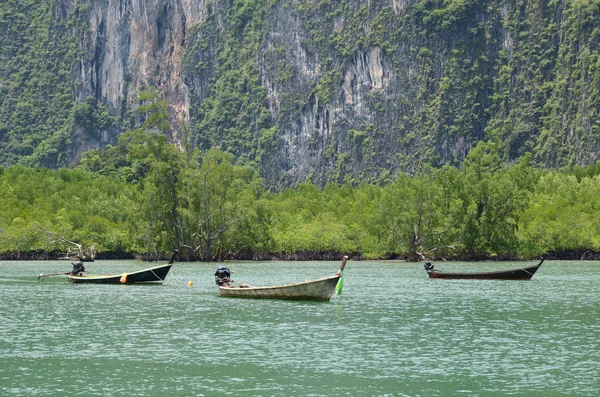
[1,259,598,396]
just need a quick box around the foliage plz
[2,0,600,191]
[178,149,264,260]
[517,172,600,256]
[3,140,600,260]
[0,165,140,255]
[182,1,276,171]
[0,0,90,168]
[3,1,600,259]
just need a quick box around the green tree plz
[182,148,262,261]
[518,172,600,257]
[125,87,184,257]
[0,165,141,257]
[373,170,448,261]
[460,142,538,257]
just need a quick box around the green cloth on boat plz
[335,270,344,295]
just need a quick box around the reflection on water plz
[1,260,599,396]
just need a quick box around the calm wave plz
[1,260,598,396]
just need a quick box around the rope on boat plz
[521,268,535,277]
[150,269,164,282]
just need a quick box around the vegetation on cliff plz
[180,0,600,187]
[2,0,599,188]
[0,0,91,167]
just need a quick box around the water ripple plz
[1,260,598,396]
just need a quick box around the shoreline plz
[1,249,600,262]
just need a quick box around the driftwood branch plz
[39,228,95,261]
[43,230,81,250]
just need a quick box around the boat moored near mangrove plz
[215,256,348,301]
[424,259,544,280]
[38,250,178,284]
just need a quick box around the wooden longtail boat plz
[424,259,544,280]
[66,250,177,284]
[216,256,348,301]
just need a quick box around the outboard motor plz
[424,262,434,271]
[214,266,232,286]
[71,261,85,276]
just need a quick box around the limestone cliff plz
[70,0,212,157]
[1,0,599,187]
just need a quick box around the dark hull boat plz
[68,263,173,284]
[216,256,348,301]
[425,260,544,280]
[67,250,177,284]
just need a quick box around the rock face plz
[48,0,600,186]
[71,0,212,156]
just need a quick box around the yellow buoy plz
[188,280,194,287]
[120,273,128,284]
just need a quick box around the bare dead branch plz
[38,227,95,261]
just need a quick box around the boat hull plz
[67,264,172,284]
[426,261,543,280]
[218,275,341,301]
